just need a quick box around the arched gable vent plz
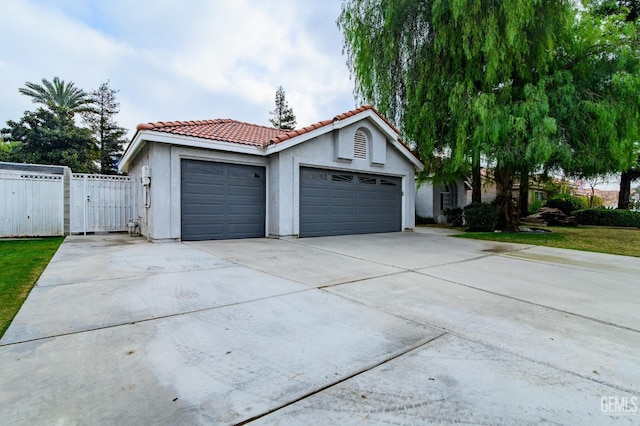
[354,130,367,159]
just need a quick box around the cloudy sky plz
[1,0,358,138]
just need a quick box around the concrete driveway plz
[1,228,639,425]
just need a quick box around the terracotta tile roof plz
[269,105,402,144]
[136,119,286,147]
[135,105,415,158]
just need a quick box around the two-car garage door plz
[181,161,402,240]
[299,167,402,237]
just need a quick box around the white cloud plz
[0,0,356,138]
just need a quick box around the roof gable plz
[120,105,423,172]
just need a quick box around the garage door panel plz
[228,179,263,189]
[299,205,330,215]
[331,221,357,229]
[300,197,330,207]
[331,206,356,216]
[300,167,402,237]
[229,222,263,231]
[302,186,330,195]
[331,189,356,199]
[183,181,226,193]
[227,204,263,216]
[182,225,226,238]
[379,189,399,198]
[357,206,379,216]
[357,191,379,201]
[183,206,226,216]
[357,197,379,206]
[380,177,400,185]
[183,162,224,176]
[181,160,265,241]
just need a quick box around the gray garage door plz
[181,160,265,241]
[299,167,402,237]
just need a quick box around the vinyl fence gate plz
[70,174,137,234]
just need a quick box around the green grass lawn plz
[0,237,63,338]
[454,226,640,257]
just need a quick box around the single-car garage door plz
[299,167,402,237]
[181,160,265,241]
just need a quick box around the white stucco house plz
[415,179,469,223]
[118,106,423,241]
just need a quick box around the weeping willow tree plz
[339,0,575,231]
[550,1,640,206]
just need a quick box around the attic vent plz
[354,130,367,159]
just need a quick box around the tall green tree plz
[549,0,640,209]
[269,86,297,130]
[82,81,128,174]
[339,0,574,231]
[0,138,20,163]
[18,76,93,120]
[1,108,97,173]
[594,0,640,209]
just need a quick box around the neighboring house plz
[480,169,553,205]
[573,187,619,208]
[415,178,469,223]
[118,106,423,241]
[416,169,554,222]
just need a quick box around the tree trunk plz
[471,149,482,203]
[518,166,529,217]
[494,164,520,232]
[618,171,631,209]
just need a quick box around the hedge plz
[463,203,498,231]
[544,195,587,216]
[573,208,640,228]
[416,215,436,225]
[443,207,464,227]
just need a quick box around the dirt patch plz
[481,246,515,254]
[505,251,618,271]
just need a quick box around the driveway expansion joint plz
[235,332,448,425]
[415,269,640,335]
[0,287,314,347]
[326,290,640,398]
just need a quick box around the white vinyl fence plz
[1,170,65,237]
[1,162,137,237]
[70,174,136,234]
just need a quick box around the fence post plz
[83,174,87,236]
[63,167,71,235]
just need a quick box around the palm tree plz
[19,76,94,119]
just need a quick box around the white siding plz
[1,173,64,237]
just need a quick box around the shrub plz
[573,208,640,228]
[416,215,435,225]
[463,203,498,232]
[443,207,464,227]
[528,199,545,216]
[583,195,603,208]
[544,194,586,215]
